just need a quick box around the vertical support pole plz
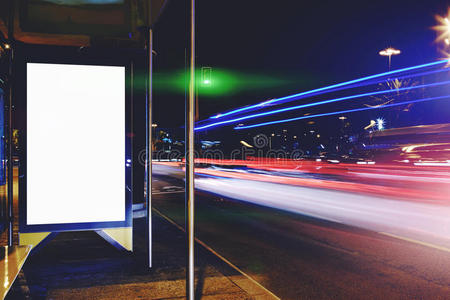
[7,48,13,247]
[186,0,196,298]
[0,95,5,231]
[146,28,153,268]
[6,51,13,247]
[195,79,199,122]
[7,0,14,247]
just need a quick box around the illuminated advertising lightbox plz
[24,62,129,229]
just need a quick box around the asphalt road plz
[151,172,450,299]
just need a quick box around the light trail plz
[194,67,450,127]
[194,177,450,250]
[208,60,449,120]
[392,67,450,81]
[234,94,450,130]
[152,160,450,203]
[208,67,450,122]
[194,81,450,131]
[152,156,450,249]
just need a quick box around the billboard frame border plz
[15,43,133,234]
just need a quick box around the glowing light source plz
[364,120,376,130]
[240,140,253,148]
[379,47,401,57]
[201,67,212,86]
[376,118,385,130]
[433,9,450,63]
[402,143,442,153]
[434,10,450,44]
[414,162,450,166]
[4,44,10,49]
[233,94,450,130]
[379,47,401,70]
[27,63,126,225]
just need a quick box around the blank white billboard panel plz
[26,63,126,225]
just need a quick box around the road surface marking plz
[379,232,450,254]
[152,207,281,300]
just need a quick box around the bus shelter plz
[0,1,198,299]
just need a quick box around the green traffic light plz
[201,67,212,86]
[151,68,299,97]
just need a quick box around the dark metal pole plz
[186,0,195,298]
[195,77,199,122]
[146,28,153,268]
[7,0,15,247]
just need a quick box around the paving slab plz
[2,210,271,299]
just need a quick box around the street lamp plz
[379,47,401,70]
[433,9,450,63]
[364,120,376,130]
[376,118,385,131]
[433,11,450,44]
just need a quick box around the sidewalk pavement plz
[3,208,273,300]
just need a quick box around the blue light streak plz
[195,80,450,131]
[386,67,450,82]
[209,60,449,120]
[234,95,450,130]
[357,67,450,89]
[202,67,450,126]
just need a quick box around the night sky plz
[152,0,449,128]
